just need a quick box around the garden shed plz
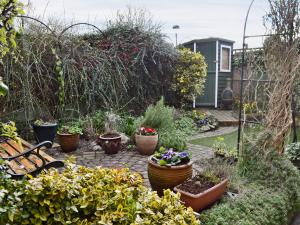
[183,38,234,108]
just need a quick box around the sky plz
[23,0,270,49]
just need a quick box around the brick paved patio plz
[46,142,214,187]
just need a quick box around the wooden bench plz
[0,138,64,179]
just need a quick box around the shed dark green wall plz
[217,40,233,106]
[195,42,216,106]
[183,39,233,107]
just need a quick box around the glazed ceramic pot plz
[147,156,193,196]
[58,133,80,152]
[98,133,121,154]
[135,134,158,155]
[32,123,57,147]
[174,179,228,212]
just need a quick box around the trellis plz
[237,0,299,155]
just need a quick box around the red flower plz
[145,128,155,133]
[138,127,157,136]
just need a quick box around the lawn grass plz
[189,127,300,149]
[190,130,238,149]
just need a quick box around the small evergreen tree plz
[172,48,207,105]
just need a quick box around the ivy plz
[0,0,24,60]
[52,48,65,115]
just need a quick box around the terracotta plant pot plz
[98,133,121,154]
[58,133,80,152]
[147,156,193,196]
[135,134,158,155]
[174,179,228,212]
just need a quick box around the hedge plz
[0,163,200,225]
[201,139,300,225]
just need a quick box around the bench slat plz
[21,139,56,163]
[0,138,63,177]
[1,142,36,172]
[0,148,28,175]
[7,139,44,168]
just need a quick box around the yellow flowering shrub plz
[0,164,200,224]
[172,48,207,103]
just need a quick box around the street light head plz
[172,25,180,29]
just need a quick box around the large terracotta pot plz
[98,133,121,154]
[147,156,193,196]
[174,179,228,212]
[58,133,80,152]
[135,134,158,155]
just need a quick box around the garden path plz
[205,109,239,126]
[46,141,214,187]
[188,126,238,141]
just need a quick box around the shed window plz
[220,45,231,72]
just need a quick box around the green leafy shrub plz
[0,164,200,225]
[172,48,207,104]
[119,114,139,137]
[186,110,219,131]
[212,137,237,160]
[0,160,26,224]
[142,97,174,131]
[0,121,21,145]
[202,136,300,225]
[58,124,83,135]
[140,98,189,150]
[201,184,297,225]
[158,129,187,151]
[285,142,300,161]
[174,116,197,136]
[81,110,106,139]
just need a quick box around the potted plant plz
[174,170,228,212]
[148,147,193,196]
[212,137,238,162]
[97,112,122,154]
[32,119,57,147]
[135,127,158,155]
[57,123,83,152]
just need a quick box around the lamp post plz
[172,25,180,46]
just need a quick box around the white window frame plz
[220,45,231,72]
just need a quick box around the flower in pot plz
[174,170,228,212]
[57,123,83,153]
[97,112,122,154]
[148,147,193,196]
[32,119,57,147]
[135,127,158,155]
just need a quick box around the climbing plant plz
[0,0,24,59]
[261,0,300,153]
[1,8,178,122]
[52,48,65,116]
